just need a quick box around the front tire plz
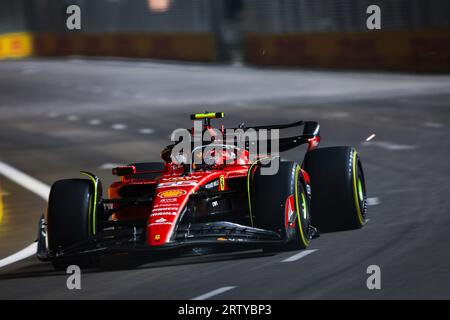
[303,147,367,232]
[251,160,311,251]
[47,179,97,270]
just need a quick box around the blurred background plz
[1,0,450,71]
[1,1,450,299]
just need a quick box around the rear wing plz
[162,119,321,163]
[232,120,321,152]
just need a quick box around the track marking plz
[89,119,102,125]
[111,123,127,130]
[281,249,317,262]
[0,243,38,269]
[0,161,50,200]
[138,128,155,134]
[367,197,380,206]
[321,112,349,119]
[423,122,444,129]
[67,115,79,122]
[191,286,237,300]
[0,161,50,268]
[362,141,417,151]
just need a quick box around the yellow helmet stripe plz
[191,112,224,120]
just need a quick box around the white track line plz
[423,122,444,129]
[111,123,127,130]
[138,128,155,135]
[192,286,237,300]
[0,161,50,200]
[0,160,51,268]
[0,243,38,269]
[367,197,380,206]
[67,115,79,122]
[89,119,102,125]
[281,249,317,262]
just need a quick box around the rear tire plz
[252,160,311,251]
[47,179,97,270]
[303,147,367,232]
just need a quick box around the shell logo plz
[157,189,186,198]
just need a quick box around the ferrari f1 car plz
[37,112,367,269]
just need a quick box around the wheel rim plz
[357,177,364,202]
[352,150,367,226]
[294,166,310,247]
[355,158,368,222]
[301,192,308,220]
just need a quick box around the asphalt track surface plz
[0,58,450,299]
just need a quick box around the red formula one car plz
[37,112,367,269]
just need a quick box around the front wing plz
[37,218,283,261]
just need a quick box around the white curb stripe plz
[367,197,380,206]
[0,160,50,268]
[0,161,50,200]
[281,249,318,262]
[0,243,38,269]
[192,286,237,300]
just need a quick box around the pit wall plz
[245,29,450,73]
[0,32,216,62]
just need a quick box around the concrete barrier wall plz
[0,32,216,62]
[245,30,450,73]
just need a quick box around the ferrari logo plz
[157,189,186,198]
[154,234,161,241]
[219,175,225,191]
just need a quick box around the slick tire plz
[303,146,367,232]
[251,160,311,251]
[47,179,97,270]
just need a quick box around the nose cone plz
[148,187,191,246]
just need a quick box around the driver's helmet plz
[191,144,238,171]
